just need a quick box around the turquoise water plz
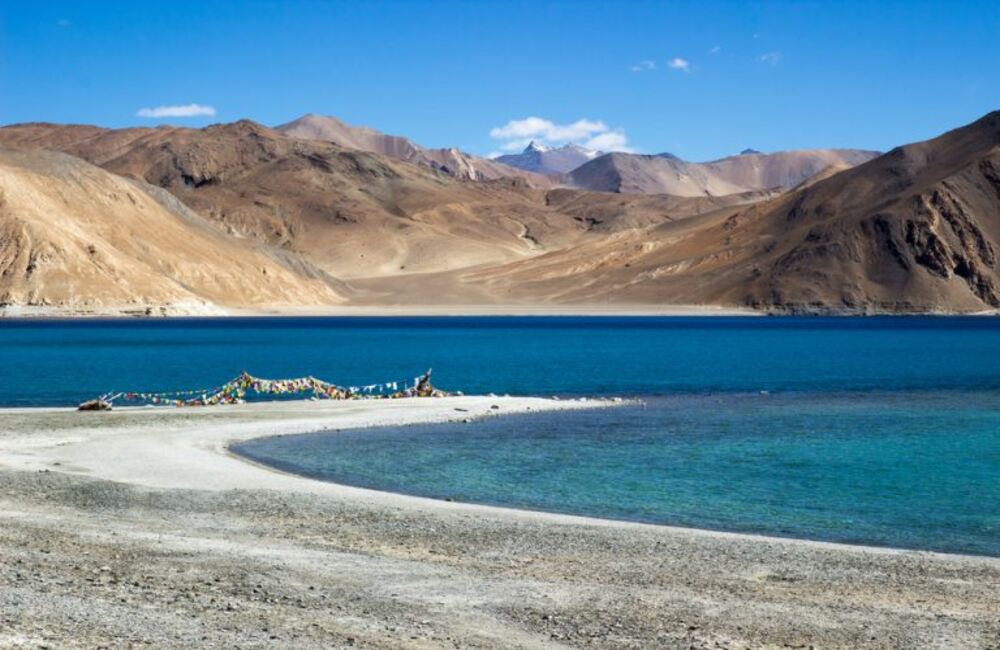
[235,391,1000,556]
[2,316,999,554]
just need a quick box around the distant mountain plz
[0,118,778,312]
[568,148,881,196]
[486,111,1000,313]
[0,120,564,280]
[0,119,759,289]
[1,112,996,314]
[568,152,750,196]
[275,113,419,158]
[494,141,599,175]
[276,114,550,185]
[701,149,881,190]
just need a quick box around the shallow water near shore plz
[3,316,999,555]
[234,391,1000,556]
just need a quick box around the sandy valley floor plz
[0,398,997,649]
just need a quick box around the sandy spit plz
[0,397,997,649]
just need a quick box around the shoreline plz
[0,397,995,559]
[2,305,999,320]
[0,397,623,505]
[0,304,762,319]
[1,398,998,647]
[226,416,990,561]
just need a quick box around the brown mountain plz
[467,111,1000,313]
[0,120,573,279]
[0,147,343,315]
[702,148,880,189]
[0,119,770,312]
[1,112,995,314]
[276,114,551,185]
[725,111,1000,312]
[568,148,880,196]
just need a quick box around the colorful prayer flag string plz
[87,370,443,409]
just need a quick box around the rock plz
[77,399,112,411]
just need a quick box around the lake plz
[3,316,998,554]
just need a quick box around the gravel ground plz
[0,400,998,649]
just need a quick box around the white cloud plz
[489,117,607,142]
[630,60,657,72]
[489,116,632,152]
[667,57,691,72]
[489,116,551,139]
[136,103,217,118]
[583,131,631,152]
[547,119,609,141]
[709,45,722,54]
[758,51,782,66]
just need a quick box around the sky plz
[1,0,998,161]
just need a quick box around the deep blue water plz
[2,316,1000,405]
[3,316,999,554]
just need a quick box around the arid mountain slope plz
[276,114,551,185]
[787,162,854,191]
[2,113,995,314]
[568,153,750,196]
[276,114,420,159]
[460,112,1000,312]
[0,121,568,279]
[568,148,880,196]
[702,149,880,190]
[0,148,342,314]
[0,120,768,295]
[726,111,1000,311]
[540,187,777,233]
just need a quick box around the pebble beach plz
[0,398,998,649]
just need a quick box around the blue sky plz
[1,1,997,161]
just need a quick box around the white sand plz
[0,396,604,502]
[1,397,998,648]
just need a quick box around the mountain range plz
[0,111,996,315]
[566,148,880,195]
[276,114,552,185]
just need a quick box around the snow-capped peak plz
[523,141,601,158]
[524,140,552,153]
